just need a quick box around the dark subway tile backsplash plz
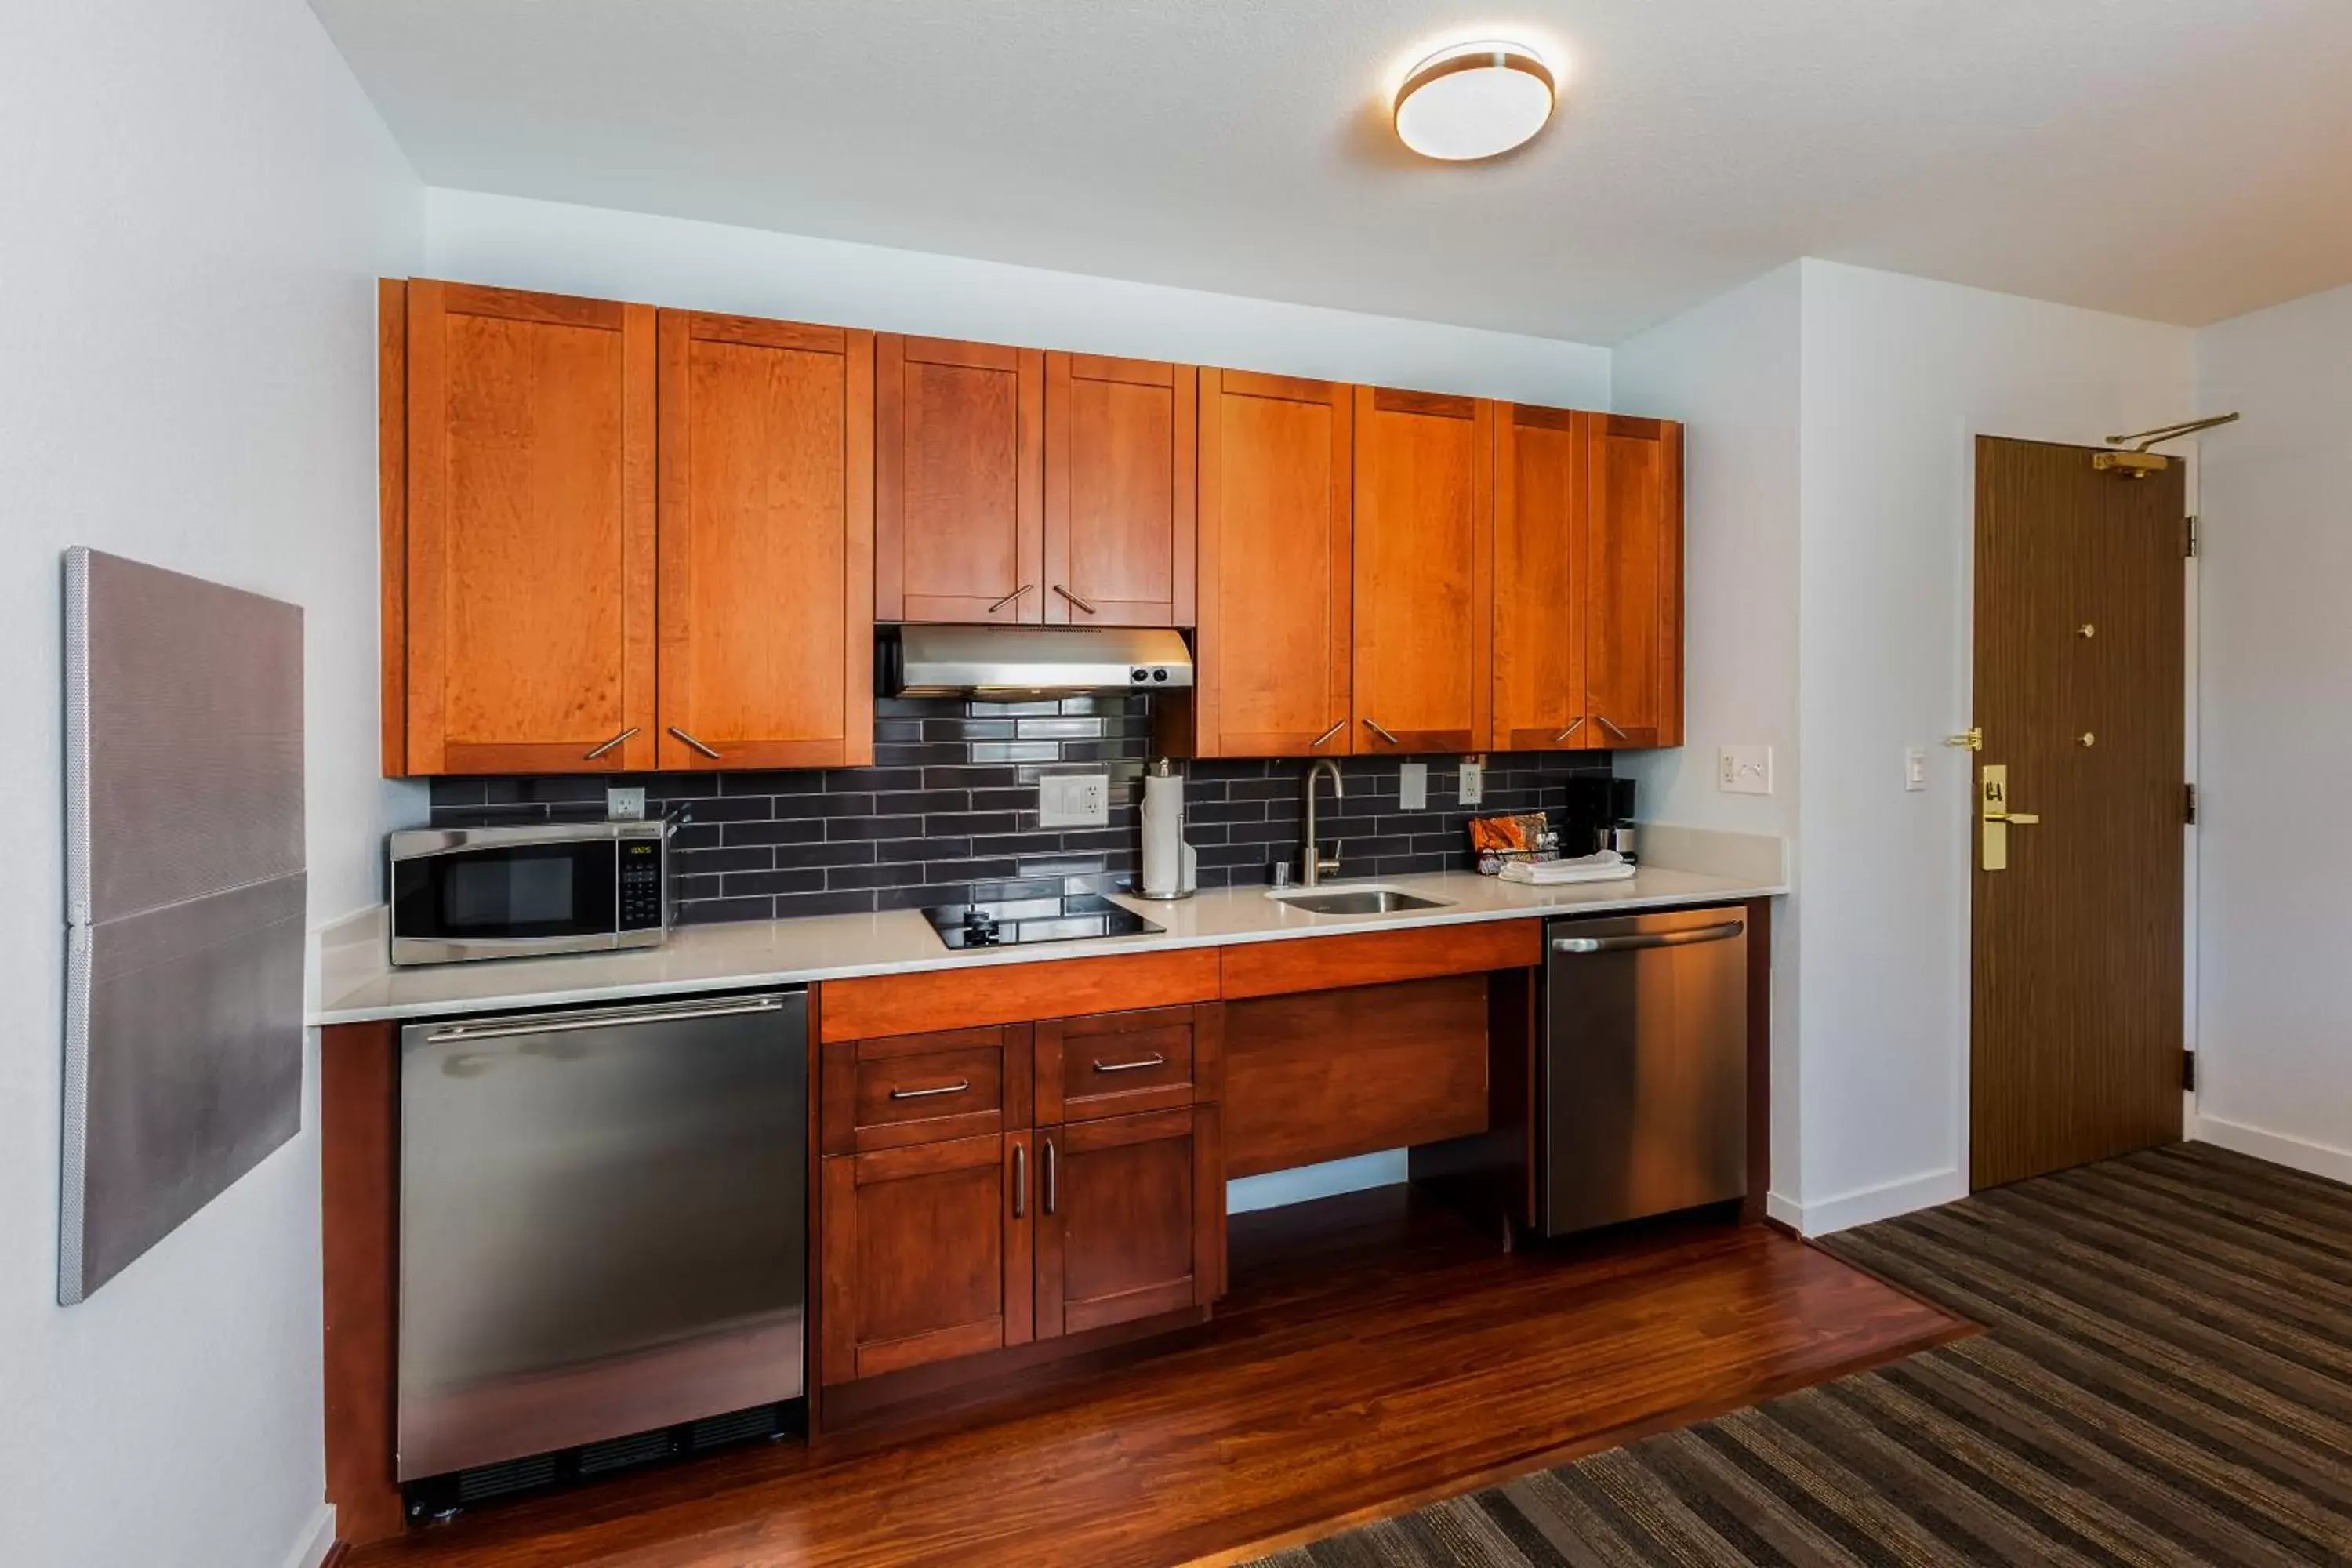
[426,695,1612,927]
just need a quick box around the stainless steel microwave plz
[388,821,670,967]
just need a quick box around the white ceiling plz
[311,0,2352,345]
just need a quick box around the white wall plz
[423,189,1613,410]
[2193,281,2352,1181]
[1612,263,1806,1212]
[0,4,419,1566]
[1791,260,2194,1229]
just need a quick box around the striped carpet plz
[1249,1143,2352,1566]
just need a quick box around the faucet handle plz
[1315,840,1343,875]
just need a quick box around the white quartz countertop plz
[314,837,1784,1026]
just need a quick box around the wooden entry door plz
[1970,436,2185,1189]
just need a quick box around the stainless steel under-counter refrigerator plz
[1540,907,1748,1236]
[397,990,807,1482]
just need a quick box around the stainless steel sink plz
[1269,886,1454,916]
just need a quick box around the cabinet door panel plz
[1193,369,1353,757]
[406,280,655,775]
[1587,415,1684,748]
[1044,354,1196,627]
[1352,387,1492,754]
[818,1133,1030,1385]
[658,310,873,769]
[876,336,1043,623]
[1491,405,1590,750]
[1036,1106,1221,1339]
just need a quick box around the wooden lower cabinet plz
[817,1004,1225,1388]
[1037,1105,1224,1338]
[818,1132,1033,1385]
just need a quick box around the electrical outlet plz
[1399,762,1428,811]
[1716,745,1773,796]
[606,786,647,821]
[1037,771,1110,828]
[1458,759,1483,806]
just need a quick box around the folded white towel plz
[1497,852,1635,886]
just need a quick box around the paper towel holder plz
[1135,757,1199,901]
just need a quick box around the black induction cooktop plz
[922,894,1161,950]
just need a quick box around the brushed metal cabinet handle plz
[887,1080,970,1101]
[1052,584,1098,615]
[583,727,639,761]
[1013,1141,1027,1220]
[1092,1053,1167,1074]
[668,727,723,760]
[1362,718,1400,746]
[987,583,1034,614]
[1308,720,1345,749]
[1596,716,1632,741]
[1554,717,1586,743]
[1044,1137,1058,1217]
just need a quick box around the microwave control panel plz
[619,839,666,931]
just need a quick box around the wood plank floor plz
[349,1189,1969,1568]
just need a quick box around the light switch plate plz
[606,786,648,821]
[1458,760,1483,807]
[1038,771,1110,828]
[1904,747,1928,792]
[1717,745,1773,795]
[1398,762,1428,811]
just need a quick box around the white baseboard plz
[1227,1151,1406,1214]
[1777,1167,1966,1236]
[280,1504,336,1568]
[2194,1113,2352,1186]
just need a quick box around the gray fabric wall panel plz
[60,549,306,1304]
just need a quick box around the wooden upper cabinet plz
[404,280,656,775]
[875,335,1044,623]
[1491,404,1591,750]
[1043,354,1196,626]
[1352,387,1492,754]
[656,310,874,769]
[1584,414,1684,749]
[1191,369,1354,757]
[1035,1106,1222,1338]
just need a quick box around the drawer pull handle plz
[1044,1137,1058,1216]
[1092,1053,1167,1074]
[1013,1141,1027,1220]
[888,1080,970,1101]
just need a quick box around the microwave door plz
[393,839,620,961]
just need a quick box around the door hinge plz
[2185,515,2199,557]
[2185,782,2199,826]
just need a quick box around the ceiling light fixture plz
[1392,41,1555,162]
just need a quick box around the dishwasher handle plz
[422,994,792,1044]
[1552,920,1744,956]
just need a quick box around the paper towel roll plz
[1140,767,1194,898]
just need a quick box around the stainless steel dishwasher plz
[1541,907,1748,1236]
[398,990,806,1482]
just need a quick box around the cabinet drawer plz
[1035,1005,1221,1123]
[821,1025,1035,1155]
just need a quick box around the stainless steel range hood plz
[883,625,1193,697]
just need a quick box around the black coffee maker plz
[1560,777,1637,860]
